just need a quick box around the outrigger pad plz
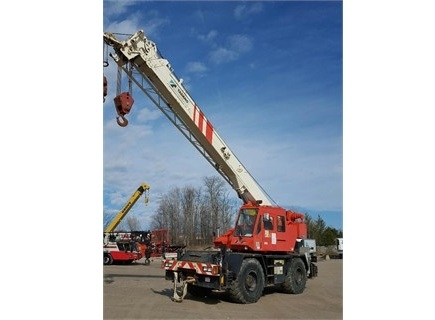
[171,272,188,302]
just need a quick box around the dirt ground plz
[104,257,343,320]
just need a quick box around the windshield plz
[235,208,258,237]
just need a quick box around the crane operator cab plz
[230,205,307,254]
[234,209,277,237]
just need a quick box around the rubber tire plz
[187,284,212,298]
[228,258,265,304]
[104,254,113,265]
[281,258,307,294]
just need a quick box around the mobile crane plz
[103,183,150,265]
[104,183,150,233]
[103,30,318,303]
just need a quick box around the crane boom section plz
[104,31,272,206]
[104,183,150,232]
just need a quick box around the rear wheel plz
[228,258,265,304]
[104,254,113,265]
[281,258,307,294]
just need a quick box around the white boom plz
[104,30,274,206]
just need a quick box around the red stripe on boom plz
[193,105,213,144]
[205,121,213,143]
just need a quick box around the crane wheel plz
[104,253,113,265]
[227,258,265,304]
[281,257,307,294]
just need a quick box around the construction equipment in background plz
[104,183,150,233]
[146,229,186,261]
[302,239,317,262]
[336,237,343,259]
[103,229,185,265]
[103,30,318,303]
[103,231,147,265]
[103,183,150,265]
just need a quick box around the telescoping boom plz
[103,31,273,207]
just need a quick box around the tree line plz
[149,176,238,247]
[304,214,343,246]
[105,176,342,247]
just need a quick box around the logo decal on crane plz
[169,79,189,104]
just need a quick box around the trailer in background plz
[303,239,317,262]
[336,238,343,259]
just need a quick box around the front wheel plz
[281,257,307,294]
[227,258,265,304]
[104,254,113,265]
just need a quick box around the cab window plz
[263,214,274,230]
[277,215,285,232]
[235,208,258,237]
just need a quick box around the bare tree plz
[201,176,238,244]
[180,185,200,246]
[219,193,239,234]
[150,176,239,247]
[152,187,183,244]
[103,210,114,231]
[126,216,141,231]
[104,210,131,232]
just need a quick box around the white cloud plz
[209,47,238,64]
[228,35,253,53]
[106,18,141,36]
[104,8,169,38]
[103,0,137,17]
[234,2,263,20]
[197,30,218,43]
[140,12,170,38]
[193,9,206,24]
[209,34,252,64]
[136,107,162,123]
[186,62,208,74]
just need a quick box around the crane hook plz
[116,115,129,127]
[113,92,134,127]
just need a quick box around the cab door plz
[258,213,275,251]
[258,213,288,252]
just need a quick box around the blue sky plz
[103,0,343,230]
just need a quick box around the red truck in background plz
[103,229,185,265]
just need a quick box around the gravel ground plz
[104,257,343,320]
